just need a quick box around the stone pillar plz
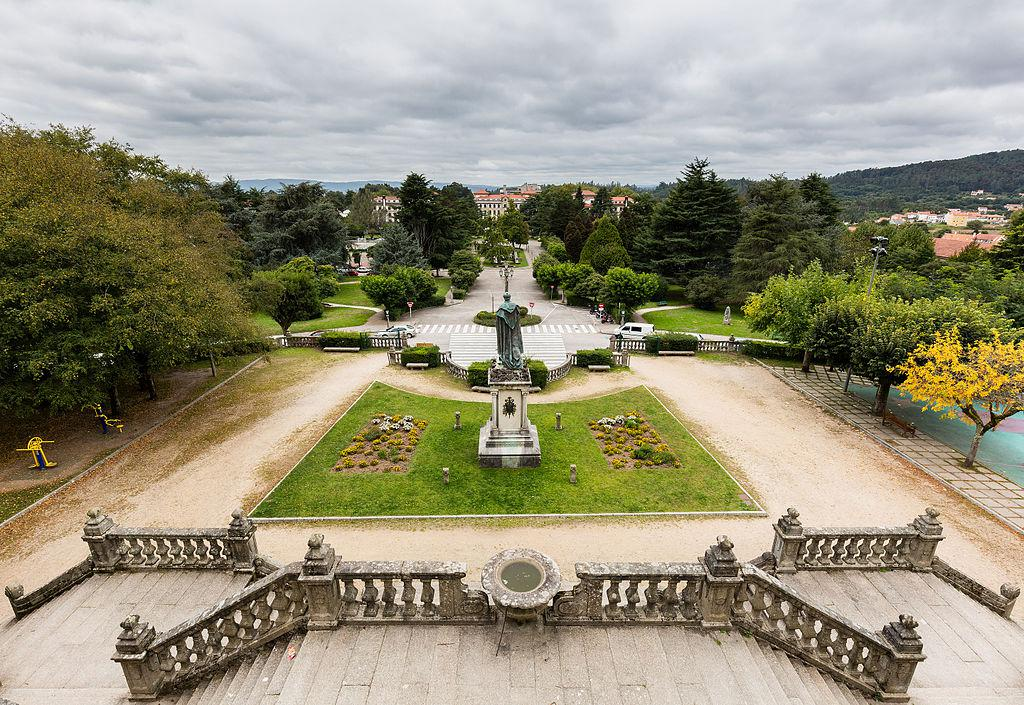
[299,534,340,629]
[699,536,742,628]
[82,508,118,572]
[877,614,926,702]
[999,584,1021,618]
[771,508,805,574]
[111,614,161,700]
[226,509,258,573]
[907,507,944,571]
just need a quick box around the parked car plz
[614,323,655,340]
[356,266,371,275]
[377,324,418,338]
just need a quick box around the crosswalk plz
[448,333,568,368]
[415,323,598,335]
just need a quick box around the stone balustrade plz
[932,557,1021,618]
[4,558,94,619]
[440,351,469,380]
[547,356,573,382]
[734,564,925,702]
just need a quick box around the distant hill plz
[236,178,499,192]
[827,150,1024,201]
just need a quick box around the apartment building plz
[372,195,400,224]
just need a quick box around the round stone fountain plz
[481,548,561,623]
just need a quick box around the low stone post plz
[443,467,450,485]
[569,464,577,484]
[999,584,1021,618]
[111,614,161,699]
[82,508,119,572]
[226,509,258,573]
[907,507,944,571]
[771,508,805,574]
[556,413,562,431]
[454,411,461,430]
[299,534,340,629]
[877,614,926,702]
[699,536,742,628]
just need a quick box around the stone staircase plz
[448,332,567,368]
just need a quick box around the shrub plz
[685,273,727,310]
[473,308,541,327]
[659,333,699,352]
[452,288,467,299]
[319,331,367,349]
[527,359,548,389]
[742,340,803,361]
[575,348,614,367]
[467,361,490,387]
[400,343,441,367]
[644,335,662,354]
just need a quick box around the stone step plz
[449,332,567,368]
[265,633,305,696]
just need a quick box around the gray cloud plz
[1,0,1022,184]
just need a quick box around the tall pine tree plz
[590,187,612,218]
[648,159,742,281]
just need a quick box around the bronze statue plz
[495,291,525,369]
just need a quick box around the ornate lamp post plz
[844,236,888,392]
[499,261,514,293]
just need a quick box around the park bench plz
[656,300,668,307]
[588,364,612,372]
[658,350,695,357]
[322,347,361,353]
[406,362,430,370]
[882,409,917,437]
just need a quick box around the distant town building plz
[473,191,529,218]
[933,231,1004,258]
[376,184,633,221]
[970,189,986,196]
[1006,203,1022,212]
[372,195,400,224]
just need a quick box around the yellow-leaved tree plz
[897,328,1024,467]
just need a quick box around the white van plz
[614,323,655,340]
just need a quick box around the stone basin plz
[481,548,561,623]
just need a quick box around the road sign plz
[528,302,534,309]
[598,303,604,311]
[406,301,413,308]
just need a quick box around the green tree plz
[649,159,742,280]
[247,181,349,266]
[360,265,438,316]
[369,224,429,271]
[590,186,612,218]
[563,211,592,263]
[575,273,605,305]
[276,256,341,299]
[685,274,727,310]
[249,270,322,335]
[601,267,660,314]
[618,192,655,261]
[496,202,530,249]
[880,224,935,272]
[448,249,483,292]
[799,173,842,226]
[991,210,1024,272]
[579,216,631,274]
[731,175,827,293]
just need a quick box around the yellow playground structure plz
[88,403,124,434]
[17,437,57,470]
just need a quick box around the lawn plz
[252,306,376,335]
[251,382,755,517]
[642,306,753,338]
[324,283,374,307]
[641,284,687,308]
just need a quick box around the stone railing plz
[546,562,705,625]
[113,562,307,698]
[734,564,925,701]
[547,356,573,382]
[932,557,1020,618]
[698,339,743,353]
[771,507,944,573]
[274,334,320,348]
[4,557,94,619]
[440,351,469,380]
[612,350,630,367]
[609,336,646,352]
[367,334,406,349]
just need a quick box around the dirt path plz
[3,353,1021,622]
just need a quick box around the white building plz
[372,195,400,224]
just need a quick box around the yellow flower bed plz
[333,413,427,473]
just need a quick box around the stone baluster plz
[298,534,340,629]
[643,580,662,618]
[907,508,944,571]
[420,579,436,617]
[700,536,742,628]
[605,579,623,619]
[401,578,417,617]
[877,614,927,702]
[382,579,398,617]
[82,508,119,572]
[361,579,380,617]
[771,507,805,574]
[624,579,641,619]
[661,578,680,619]
[111,614,161,699]
[341,579,360,617]
[226,509,259,573]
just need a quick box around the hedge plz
[452,288,467,299]
[575,348,613,367]
[319,331,367,349]
[468,361,490,387]
[742,340,803,361]
[400,343,441,367]
[644,333,698,354]
[473,308,542,327]
[528,359,549,389]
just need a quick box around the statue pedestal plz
[478,366,541,468]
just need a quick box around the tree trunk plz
[138,356,157,401]
[872,378,891,416]
[801,348,813,374]
[964,427,986,467]
[108,385,121,417]
[208,350,217,378]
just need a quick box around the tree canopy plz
[579,216,630,273]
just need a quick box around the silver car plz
[378,324,418,338]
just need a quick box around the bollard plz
[556,412,562,431]
[443,467,450,485]
[569,464,577,484]
[454,411,462,430]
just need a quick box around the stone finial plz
[443,467,450,485]
[1001,583,1021,600]
[777,507,803,535]
[912,507,942,536]
[115,614,156,654]
[5,584,24,601]
[83,507,113,536]
[569,464,577,484]
[454,411,462,430]
[704,535,740,577]
[302,534,336,576]
[882,614,924,654]
[228,508,255,536]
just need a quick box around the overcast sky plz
[3,1,1022,184]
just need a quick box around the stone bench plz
[322,347,361,353]
[658,350,696,356]
[587,364,612,372]
[406,362,430,370]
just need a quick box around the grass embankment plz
[324,284,374,307]
[642,307,753,338]
[251,382,753,517]
[641,284,687,308]
[251,307,376,336]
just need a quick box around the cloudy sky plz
[3,1,1022,184]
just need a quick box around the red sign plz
[528,302,534,309]
[598,303,604,311]
[406,301,413,308]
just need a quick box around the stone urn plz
[481,548,561,623]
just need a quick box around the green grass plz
[251,307,376,335]
[324,284,374,307]
[434,277,452,295]
[643,307,753,338]
[0,478,70,523]
[251,383,754,517]
[641,284,687,308]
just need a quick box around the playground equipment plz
[88,403,124,434]
[17,437,57,470]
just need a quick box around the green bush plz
[319,331,367,349]
[527,359,548,389]
[685,273,727,310]
[644,335,662,354]
[452,288,467,299]
[742,340,803,361]
[467,361,490,387]
[659,333,699,352]
[400,343,441,367]
[473,308,542,327]
[575,348,613,367]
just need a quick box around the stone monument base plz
[478,363,541,468]
[478,422,541,468]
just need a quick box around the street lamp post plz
[385,310,391,328]
[499,261,514,293]
[844,236,888,392]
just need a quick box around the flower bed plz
[334,413,427,472]
[588,412,680,469]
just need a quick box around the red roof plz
[933,238,996,258]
